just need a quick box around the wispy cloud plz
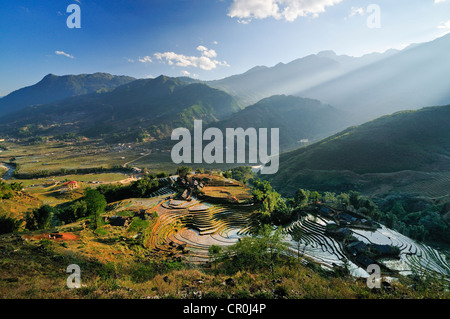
[152,45,229,71]
[438,20,450,36]
[438,20,450,29]
[434,0,448,4]
[138,56,152,63]
[228,0,343,23]
[348,7,364,18]
[55,50,74,59]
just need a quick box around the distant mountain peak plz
[0,72,136,116]
[316,50,338,58]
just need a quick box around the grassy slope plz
[270,105,450,195]
[212,95,349,151]
[1,221,447,299]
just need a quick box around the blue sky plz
[1,0,449,96]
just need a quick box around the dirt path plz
[122,151,152,168]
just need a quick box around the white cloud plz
[435,0,447,4]
[212,41,219,45]
[55,50,74,58]
[180,70,191,76]
[348,7,364,18]
[228,0,343,23]
[196,45,217,58]
[153,46,229,71]
[438,20,450,29]
[138,56,152,63]
[438,20,450,36]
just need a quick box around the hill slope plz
[212,95,350,151]
[269,105,450,194]
[301,34,450,122]
[0,76,242,141]
[0,73,136,116]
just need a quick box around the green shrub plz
[0,216,21,234]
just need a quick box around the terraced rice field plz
[352,226,450,279]
[146,190,257,263]
[113,179,450,280]
[284,215,368,276]
[284,214,450,279]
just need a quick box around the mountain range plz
[0,35,449,173]
[208,34,450,123]
[207,48,398,108]
[0,73,136,117]
[0,76,242,141]
[0,76,350,148]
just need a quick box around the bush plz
[0,216,21,234]
[25,205,53,230]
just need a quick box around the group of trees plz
[26,188,107,231]
[96,174,162,203]
[223,166,254,183]
[209,225,288,274]
[250,179,385,228]
[103,128,149,143]
[0,181,22,200]
[378,199,449,243]
[3,188,108,233]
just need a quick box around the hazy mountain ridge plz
[211,95,350,151]
[268,104,450,194]
[207,48,399,107]
[207,34,450,124]
[300,34,450,122]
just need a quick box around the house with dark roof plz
[347,241,368,256]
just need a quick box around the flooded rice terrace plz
[284,213,450,279]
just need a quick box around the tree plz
[208,245,222,269]
[337,193,350,208]
[349,191,360,208]
[84,188,107,230]
[226,225,288,274]
[310,191,321,204]
[25,205,53,230]
[57,200,88,224]
[323,192,336,203]
[294,189,309,208]
[156,171,168,178]
[0,216,21,234]
[177,166,191,179]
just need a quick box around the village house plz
[64,181,78,190]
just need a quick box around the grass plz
[1,229,448,299]
[1,190,449,300]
